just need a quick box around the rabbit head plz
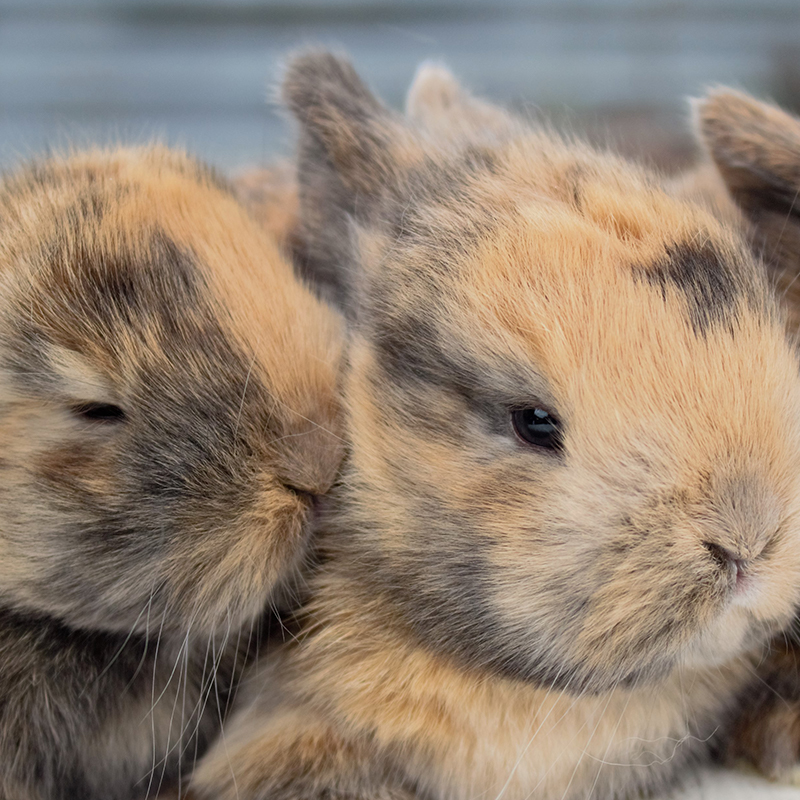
[284,53,800,694]
[0,146,344,641]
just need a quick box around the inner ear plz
[405,62,515,139]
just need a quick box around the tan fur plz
[233,161,300,250]
[0,145,344,799]
[682,89,800,337]
[673,87,800,781]
[192,56,800,800]
[405,61,515,140]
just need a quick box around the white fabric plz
[670,768,800,799]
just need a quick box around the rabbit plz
[190,53,800,800]
[0,144,344,800]
[668,88,800,783]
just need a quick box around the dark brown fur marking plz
[637,241,749,335]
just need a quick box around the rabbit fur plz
[673,88,800,782]
[0,145,344,799]
[192,54,800,800]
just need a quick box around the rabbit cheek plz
[0,408,137,627]
[36,439,121,503]
[164,479,311,635]
[571,553,719,682]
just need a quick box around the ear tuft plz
[282,50,382,127]
[281,50,400,194]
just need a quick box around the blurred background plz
[1,0,799,176]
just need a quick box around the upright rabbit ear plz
[282,51,417,308]
[694,89,800,311]
[405,62,515,137]
[283,51,411,195]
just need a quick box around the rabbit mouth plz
[512,589,780,696]
[546,624,755,696]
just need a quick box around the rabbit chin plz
[560,601,780,694]
[681,607,768,670]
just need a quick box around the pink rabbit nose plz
[702,541,751,589]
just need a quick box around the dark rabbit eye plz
[71,402,126,423]
[511,407,563,451]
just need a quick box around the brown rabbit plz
[0,145,343,799]
[191,54,800,800]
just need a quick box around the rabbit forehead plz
[461,205,767,354]
[362,131,768,338]
[4,148,338,404]
[375,181,778,380]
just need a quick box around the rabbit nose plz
[701,541,753,586]
[700,471,781,566]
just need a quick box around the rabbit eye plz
[511,407,562,451]
[71,402,126,423]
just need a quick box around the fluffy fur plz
[233,161,300,254]
[0,145,344,799]
[677,88,800,781]
[677,89,800,336]
[192,55,800,800]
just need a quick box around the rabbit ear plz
[405,62,515,137]
[694,88,800,214]
[693,89,800,296]
[282,51,412,195]
[282,51,419,308]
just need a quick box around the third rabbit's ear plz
[405,62,515,139]
[282,52,420,308]
[694,89,800,308]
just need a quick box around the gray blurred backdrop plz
[2,0,799,175]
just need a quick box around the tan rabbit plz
[0,144,344,799]
[191,53,800,800]
[671,88,800,782]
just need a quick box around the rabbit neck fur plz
[193,501,762,800]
